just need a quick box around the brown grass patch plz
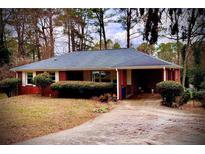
[0,95,117,144]
[0,93,7,99]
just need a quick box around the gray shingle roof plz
[11,48,180,71]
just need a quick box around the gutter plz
[10,65,181,72]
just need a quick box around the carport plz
[116,67,181,100]
[132,69,163,93]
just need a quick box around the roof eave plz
[10,65,181,72]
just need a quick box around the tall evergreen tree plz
[116,9,141,48]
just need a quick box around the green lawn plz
[0,95,116,144]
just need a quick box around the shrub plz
[99,93,114,103]
[51,81,114,98]
[156,81,184,107]
[0,65,14,80]
[192,70,205,90]
[99,94,109,103]
[93,106,109,113]
[192,90,205,106]
[187,67,205,90]
[0,47,10,66]
[33,72,53,96]
[200,80,205,90]
[0,78,21,97]
[179,88,193,104]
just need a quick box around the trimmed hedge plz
[0,78,21,97]
[33,72,53,96]
[156,81,184,107]
[51,81,115,98]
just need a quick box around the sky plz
[55,20,145,55]
[54,9,143,55]
[54,9,172,55]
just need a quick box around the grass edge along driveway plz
[0,94,117,144]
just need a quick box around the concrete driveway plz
[17,95,205,145]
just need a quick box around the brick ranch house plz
[11,48,181,100]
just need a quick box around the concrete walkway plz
[17,97,205,145]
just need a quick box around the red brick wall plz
[118,70,122,100]
[17,72,22,79]
[175,69,181,82]
[59,71,67,81]
[36,71,44,75]
[17,71,58,97]
[19,85,40,95]
[122,70,127,87]
[166,69,173,80]
[166,68,181,82]
[19,85,58,97]
[83,70,92,81]
[166,69,169,80]
[118,70,127,100]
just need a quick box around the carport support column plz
[116,69,119,100]
[163,67,166,81]
[116,69,122,100]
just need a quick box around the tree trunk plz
[71,21,75,51]
[67,21,71,52]
[34,17,41,61]
[174,12,180,65]
[41,25,49,58]
[0,8,4,48]
[32,49,35,61]
[100,9,107,49]
[182,9,195,87]
[41,87,45,96]
[126,9,131,48]
[176,35,180,65]
[81,25,85,50]
[99,26,102,50]
[102,23,107,49]
[17,24,25,58]
[49,14,54,57]
[182,43,191,87]
[36,35,41,61]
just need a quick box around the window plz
[49,72,55,81]
[92,71,100,82]
[67,71,83,81]
[92,71,112,82]
[27,72,33,84]
[101,71,111,82]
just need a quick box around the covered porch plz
[116,67,181,100]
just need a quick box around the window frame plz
[49,72,56,82]
[26,72,33,85]
[92,71,113,83]
[100,71,111,82]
